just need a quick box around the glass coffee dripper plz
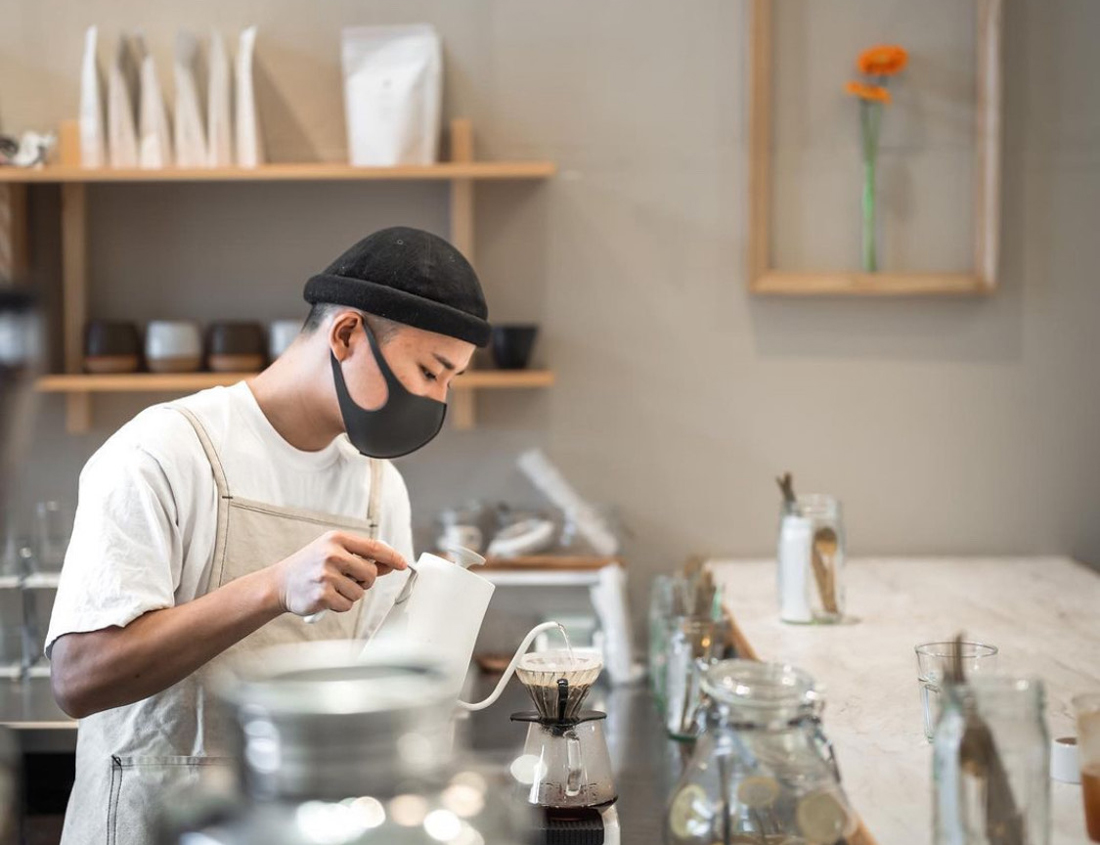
[509,651,617,811]
[666,660,857,845]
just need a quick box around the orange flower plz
[857,45,908,76]
[845,81,891,104]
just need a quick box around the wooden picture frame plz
[748,0,1003,296]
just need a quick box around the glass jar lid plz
[701,660,820,725]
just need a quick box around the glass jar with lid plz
[160,641,532,845]
[665,660,858,845]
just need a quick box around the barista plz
[44,227,490,845]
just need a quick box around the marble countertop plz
[707,556,1100,845]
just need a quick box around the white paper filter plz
[235,26,264,168]
[79,26,106,168]
[173,31,206,168]
[135,34,173,168]
[206,30,233,167]
[106,34,138,167]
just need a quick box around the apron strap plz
[173,407,233,590]
[173,407,232,500]
[366,459,384,538]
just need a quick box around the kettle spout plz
[457,620,563,712]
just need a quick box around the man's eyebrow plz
[433,353,466,375]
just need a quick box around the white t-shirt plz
[45,382,413,657]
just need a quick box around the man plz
[45,226,490,844]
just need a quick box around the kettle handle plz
[457,620,563,711]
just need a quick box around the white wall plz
[1,1,1098,633]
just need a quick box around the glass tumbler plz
[915,642,999,742]
[34,500,73,572]
[648,574,678,708]
[664,617,722,740]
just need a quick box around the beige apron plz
[60,407,391,845]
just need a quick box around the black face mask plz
[331,323,446,459]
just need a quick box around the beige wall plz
[2,1,1099,631]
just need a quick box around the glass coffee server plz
[666,660,858,845]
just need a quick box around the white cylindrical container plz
[777,515,813,623]
[1050,735,1080,784]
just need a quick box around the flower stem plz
[860,100,879,273]
[862,154,877,273]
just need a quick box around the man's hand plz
[50,531,408,719]
[267,531,408,617]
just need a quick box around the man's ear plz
[329,310,363,363]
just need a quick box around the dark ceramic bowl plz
[206,322,266,373]
[84,321,141,357]
[206,322,266,356]
[84,320,141,373]
[490,324,539,370]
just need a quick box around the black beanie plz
[304,227,491,347]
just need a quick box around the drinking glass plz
[34,500,73,572]
[1074,692,1100,842]
[648,575,678,708]
[915,641,998,741]
[664,617,722,740]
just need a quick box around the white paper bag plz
[341,25,442,166]
[106,34,138,168]
[235,26,264,168]
[173,31,206,168]
[79,26,106,168]
[206,31,233,167]
[135,35,172,168]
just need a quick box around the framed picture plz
[747,0,1003,295]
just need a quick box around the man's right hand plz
[267,531,408,617]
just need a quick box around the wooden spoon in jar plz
[811,527,839,615]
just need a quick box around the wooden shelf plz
[0,161,556,184]
[35,369,554,394]
[482,555,621,571]
[752,272,994,296]
[3,118,555,434]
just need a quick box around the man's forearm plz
[50,567,283,718]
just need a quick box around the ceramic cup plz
[145,321,203,373]
[268,319,303,360]
[206,322,266,373]
[84,320,141,374]
[490,324,539,370]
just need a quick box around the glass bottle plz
[933,676,1050,845]
[666,660,858,845]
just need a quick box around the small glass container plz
[663,617,722,740]
[777,494,845,625]
[666,660,858,845]
[34,500,73,573]
[933,677,1050,845]
[915,642,999,742]
[648,575,678,708]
